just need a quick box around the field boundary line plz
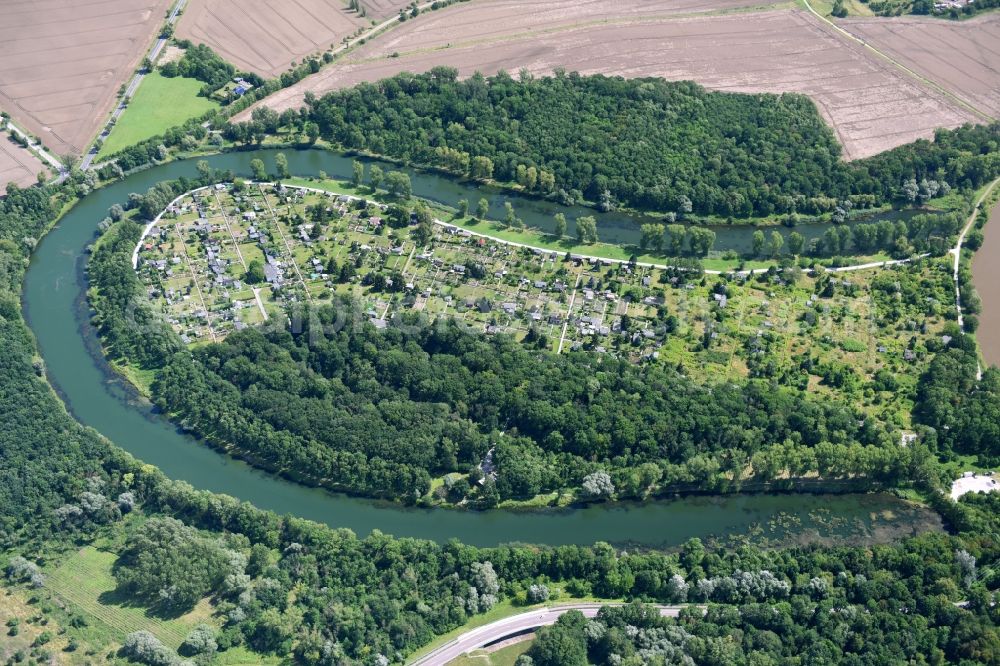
[799,0,993,122]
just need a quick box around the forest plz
[224,69,1000,218]
[915,342,1000,466]
[162,42,266,98]
[147,305,936,503]
[83,166,967,505]
[871,0,999,17]
[89,203,931,504]
[1,173,999,665]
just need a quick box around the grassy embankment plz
[406,595,623,664]
[446,642,532,666]
[282,176,899,273]
[97,73,218,160]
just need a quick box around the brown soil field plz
[355,0,783,54]
[241,3,976,159]
[0,0,174,157]
[175,0,371,77]
[0,136,46,195]
[358,0,423,20]
[841,13,1000,120]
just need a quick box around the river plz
[973,201,1000,367]
[21,148,942,548]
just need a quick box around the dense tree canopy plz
[134,299,926,503]
[3,176,1000,666]
[283,69,1000,217]
[915,343,1000,465]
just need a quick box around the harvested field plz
[357,0,422,20]
[842,13,1000,120]
[0,0,173,157]
[357,0,785,54]
[242,2,978,159]
[175,0,369,77]
[0,135,46,195]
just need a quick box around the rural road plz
[435,218,928,277]
[950,176,1000,342]
[2,118,65,175]
[407,604,686,666]
[215,182,937,280]
[82,0,188,170]
[799,0,992,122]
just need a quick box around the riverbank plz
[972,193,1000,366]
[113,177,955,511]
[23,150,949,549]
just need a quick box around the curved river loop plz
[22,148,942,549]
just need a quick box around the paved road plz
[81,0,187,170]
[407,604,686,666]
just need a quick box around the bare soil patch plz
[0,0,174,157]
[243,5,975,159]
[0,135,47,195]
[175,0,371,77]
[841,13,1000,119]
[158,43,186,66]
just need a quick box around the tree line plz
[224,69,1000,219]
[87,260,933,504]
[4,122,1000,666]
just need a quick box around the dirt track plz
[0,136,46,195]
[175,0,414,77]
[841,13,1000,120]
[241,3,977,159]
[0,0,173,157]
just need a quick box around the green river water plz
[21,149,942,548]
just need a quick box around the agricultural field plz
[0,0,173,157]
[136,180,958,426]
[97,72,219,159]
[0,132,46,194]
[45,546,218,651]
[245,3,976,159]
[175,0,372,77]
[841,13,1000,120]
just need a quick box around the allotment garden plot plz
[136,182,960,427]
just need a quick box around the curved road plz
[408,604,687,665]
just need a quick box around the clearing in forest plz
[97,72,219,159]
[45,546,217,650]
